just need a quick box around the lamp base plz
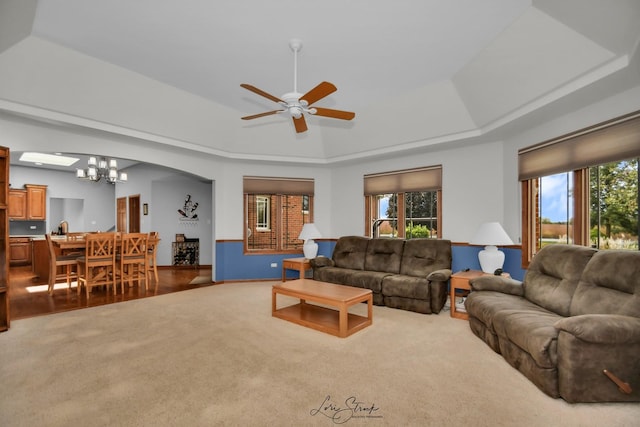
[478,245,505,274]
[303,239,318,259]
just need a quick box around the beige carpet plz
[1,282,638,427]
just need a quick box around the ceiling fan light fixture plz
[290,106,303,119]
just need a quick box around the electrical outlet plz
[270,263,277,268]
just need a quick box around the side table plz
[449,270,485,320]
[282,257,311,282]
[450,270,511,319]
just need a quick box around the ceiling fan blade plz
[241,110,283,120]
[292,115,308,133]
[311,107,355,121]
[240,84,284,104]
[300,81,337,106]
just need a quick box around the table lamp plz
[470,222,514,273]
[298,223,322,259]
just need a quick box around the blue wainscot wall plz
[216,240,526,282]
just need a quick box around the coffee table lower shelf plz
[273,302,371,338]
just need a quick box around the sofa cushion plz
[466,291,542,334]
[364,238,404,274]
[399,238,451,277]
[381,275,429,300]
[492,308,564,369]
[347,270,391,294]
[314,266,388,294]
[570,250,640,317]
[523,244,597,316]
[331,236,370,270]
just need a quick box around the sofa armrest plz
[427,268,451,282]
[309,256,334,269]
[469,275,524,296]
[555,314,640,344]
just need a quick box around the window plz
[256,196,270,230]
[244,177,314,253]
[590,159,638,250]
[520,111,640,267]
[364,166,442,238]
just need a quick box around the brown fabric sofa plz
[465,244,640,403]
[309,236,452,314]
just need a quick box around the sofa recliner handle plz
[603,369,632,394]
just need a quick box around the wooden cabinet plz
[0,146,10,332]
[8,189,27,219]
[9,184,47,220]
[26,185,47,220]
[9,237,32,266]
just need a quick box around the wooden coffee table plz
[272,279,372,338]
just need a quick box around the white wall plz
[150,175,213,266]
[329,140,509,242]
[3,82,640,257]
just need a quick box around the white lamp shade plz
[470,222,514,246]
[298,223,321,241]
[470,222,513,273]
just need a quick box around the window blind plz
[364,165,442,195]
[243,176,314,195]
[518,110,640,181]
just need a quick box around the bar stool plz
[77,232,117,298]
[45,234,78,295]
[117,233,148,293]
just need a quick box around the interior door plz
[117,197,127,232]
[128,195,140,233]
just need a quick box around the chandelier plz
[76,156,128,183]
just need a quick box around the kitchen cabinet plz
[9,184,47,220]
[26,185,47,220]
[9,237,32,266]
[8,189,27,219]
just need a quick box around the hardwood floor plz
[8,265,214,321]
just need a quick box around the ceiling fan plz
[240,39,355,133]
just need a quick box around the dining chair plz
[76,232,117,298]
[117,233,148,293]
[63,232,86,257]
[45,233,78,295]
[146,232,160,286]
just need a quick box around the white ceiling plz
[1,0,640,166]
[30,0,531,112]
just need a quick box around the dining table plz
[51,237,88,252]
